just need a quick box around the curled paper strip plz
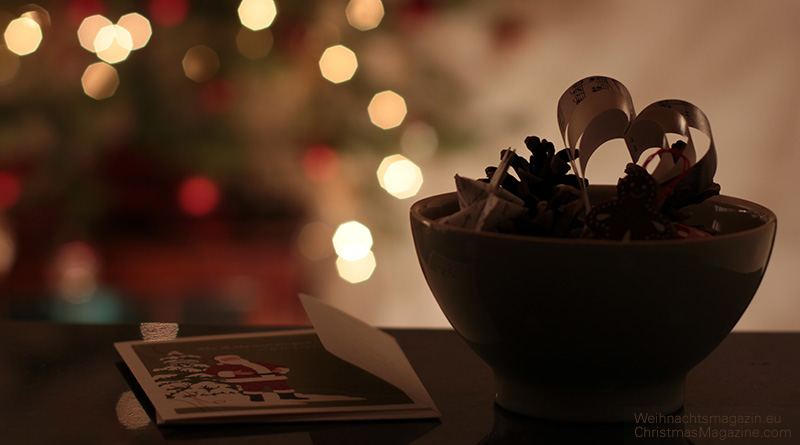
[556,76,718,201]
[557,76,635,175]
[440,76,719,238]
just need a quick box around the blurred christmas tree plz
[0,0,476,234]
[0,0,529,322]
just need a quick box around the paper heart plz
[556,76,719,214]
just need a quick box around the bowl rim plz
[410,188,777,247]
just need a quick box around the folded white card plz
[115,294,440,425]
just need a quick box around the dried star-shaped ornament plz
[585,163,676,241]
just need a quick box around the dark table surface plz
[0,322,798,444]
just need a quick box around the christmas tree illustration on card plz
[153,351,239,399]
[116,295,439,424]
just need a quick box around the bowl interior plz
[412,185,775,242]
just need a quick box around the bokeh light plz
[302,144,340,183]
[0,171,21,210]
[377,154,423,199]
[332,221,373,261]
[21,5,51,29]
[368,90,407,129]
[297,221,334,261]
[81,62,119,99]
[238,0,277,31]
[336,250,376,283]
[319,44,358,84]
[346,0,384,31]
[182,45,219,82]
[78,14,112,52]
[177,176,220,216]
[236,27,272,60]
[95,25,133,64]
[53,241,99,304]
[118,13,152,50]
[4,17,43,56]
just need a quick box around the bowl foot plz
[494,375,685,422]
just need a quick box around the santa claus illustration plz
[205,355,309,402]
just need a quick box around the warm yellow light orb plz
[332,221,373,261]
[336,251,376,283]
[118,13,152,50]
[95,25,133,64]
[78,15,113,53]
[319,45,358,84]
[20,8,50,29]
[368,90,407,129]
[81,62,119,99]
[377,154,423,199]
[182,45,219,82]
[4,17,42,56]
[346,0,384,31]
[238,0,277,31]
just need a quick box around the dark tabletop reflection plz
[480,404,693,445]
[2,324,796,444]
